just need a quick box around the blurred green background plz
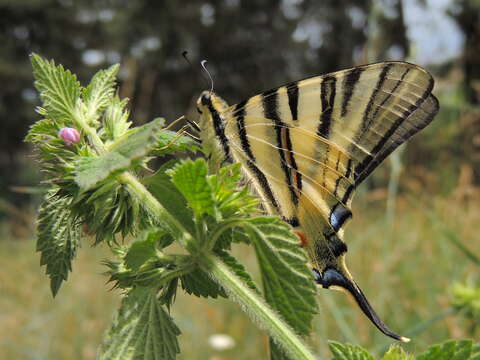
[1,0,479,359]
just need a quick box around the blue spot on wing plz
[329,204,352,232]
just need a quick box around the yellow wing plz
[220,62,438,251]
[196,61,439,341]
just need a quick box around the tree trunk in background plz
[451,0,480,105]
[368,0,409,61]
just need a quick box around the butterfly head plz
[196,91,231,172]
[196,91,229,114]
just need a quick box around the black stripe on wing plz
[318,76,336,138]
[287,82,299,121]
[353,71,437,184]
[235,101,281,213]
[262,88,300,206]
[208,102,233,162]
[341,67,365,117]
[355,94,439,185]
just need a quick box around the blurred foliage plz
[1,192,479,359]
[1,0,480,211]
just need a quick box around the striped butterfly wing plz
[220,61,438,264]
[196,61,439,341]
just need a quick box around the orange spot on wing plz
[295,231,308,247]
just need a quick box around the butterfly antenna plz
[182,51,213,92]
[201,60,214,93]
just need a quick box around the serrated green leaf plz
[83,64,119,121]
[245,217,317,360]
[99,287,181,360]
[74,152,130,190]
[246,217,317,337]
[167,158,215,218]
[382,345,412,360]
[153,129,199,156]
[74,118,166,190]
[181,268,227,298]
[159,278,179,308]
[416,339,477,360]
[209,163,259,218]
[215,249,259,292]
[36,189,80,296]
[103,97,132,140]
[108,117,165,159]
[328,341,375,360]
[30,53,81,123]
[144,162,196,236]
[125,230,163,271]
[25,118,58,143]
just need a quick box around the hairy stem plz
[73,108,317,358]
[199,253,320,360]
[119,172,192,249]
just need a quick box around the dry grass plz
[0,191,478,359]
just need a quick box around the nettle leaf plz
[124,230,161,271]
[215,249,259,292]
[99,287,181,360]
[209,163,258,218]
[181,267,227,298]
[36,189,80,296]
[74,118,166,190]
[25,118,58,143]
[30,53,81,123]
[153,129,199,156]
[103,97,132,141]
[144,162,196,236]
[74,152,129,190]
[108,117,165,159]
[246,217,317,337]
[328,341,375,360]
[83,64,119,121]
[416,339,480,360]
[168,158,216,218]
[382,345,412,360]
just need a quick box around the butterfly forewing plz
[221,62,438,236]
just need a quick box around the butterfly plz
[193,61,439,342]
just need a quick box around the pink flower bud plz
[58,127,81,144]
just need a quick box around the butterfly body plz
[195,61,439,341]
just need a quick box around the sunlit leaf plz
[328,341,375,360]
[36,189,80,296]
[167,158,216,217]
[83,64,119,122]
[99,287,181,360]
[247,216,317,337]
[416,339,480,360]
[30,53,81,124]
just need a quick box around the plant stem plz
[199,253,320,360]
[119,172,192,249]
[72,108,318,358]
[74,113,106,155]
[72,110,193,249]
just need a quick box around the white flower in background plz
[208,334,236,351]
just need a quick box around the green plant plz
[27,54,318,360]
[26,55,480,360]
